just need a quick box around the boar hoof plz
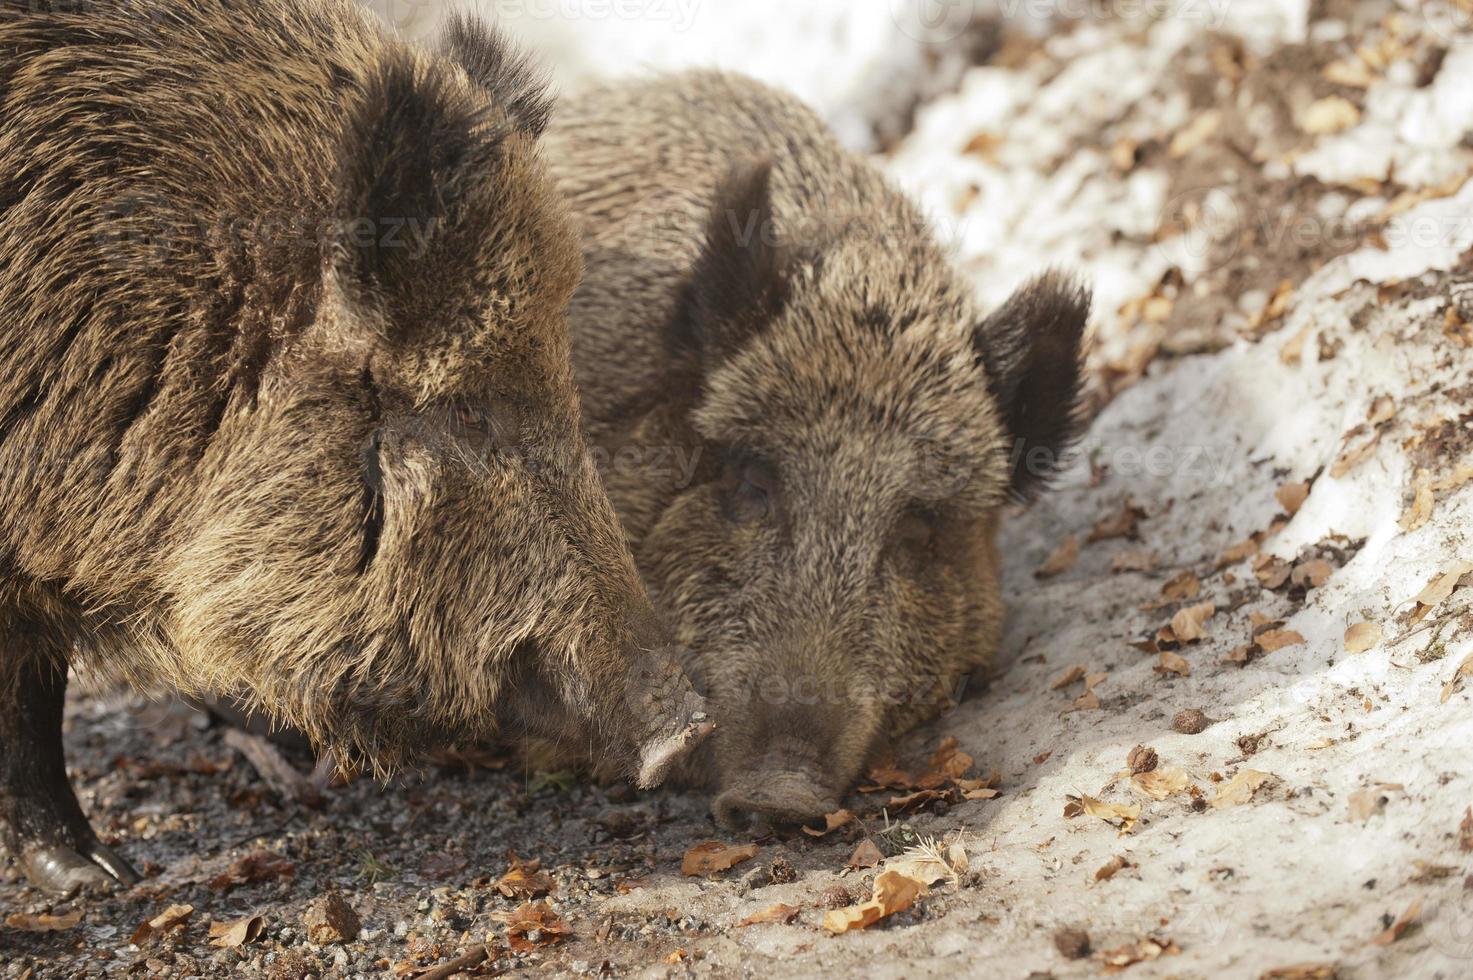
[19,841,140,898]
[635,697,715,790]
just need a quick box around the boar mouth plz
[712,767,838,833]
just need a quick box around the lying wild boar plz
[0,0,706,896]
[545,71,1089,828]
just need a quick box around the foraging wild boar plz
[545,72,1089,828]
[0,0,707,896]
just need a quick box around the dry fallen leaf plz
[737,904,802,927]
[1300,95,1360,135]
[822,869,928,934]
[1261,964,1339,980]
[1169,602,1217,643]
[1036,534,1080,579]
[1065,794,1141,834]
[1131,767,1189,801]
[1370,900,1422,946]
[1344,622,1382,654]
[1440,652,1473,705]
[495,854,555,900]
[502,901,569,952]
[1211,770,1276,808]
[681,842,759,877]
[1094,855,1131,882]
[1088,501,1147,543]
[1255,556,1293,590]
[1218,538,1259,567]
[847,839,884,870]
[1331,431,1381,478]
[1432,465,1473,493]
[1112,550,1157,573]
[1460,807,1473,851]
[1400,470,1435,532]
[1412,562,1473,609]
[1159,571,1202,604]
[1051,665,1087,690]
[1155,650,1190,677]
[208,915,265,949]
[1291,559,1333,589]
[1276,480,1311,516]
[802,808,855,838]
[132,904,194,945]
[5,911,83,932]
[1324,57,1376,87]
[209,849,295,893]
[1095,935,1180,972]
[1348,784,1402,822]
[1256,629,1306,653]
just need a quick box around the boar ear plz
[974,272,1091,500]
[439,13,553,138]
[670,158,792,366]
[329,50,506,341]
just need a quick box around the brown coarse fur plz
[0,0,706,891]
[544,71,1089,827]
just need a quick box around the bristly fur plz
[973,269,1092,500]
[541,70,1091,822]
[439,13,555,138]
[0,0,700,790]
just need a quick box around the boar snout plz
[713,764,838,831]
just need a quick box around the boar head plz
[636,161,1089,826]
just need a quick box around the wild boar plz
[543,71,1088,828]
[0,0,706,897]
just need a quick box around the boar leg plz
[0,652,141,896]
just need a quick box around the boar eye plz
[895,510,937,554]
[452,403,500,445]
[724,457,777,524]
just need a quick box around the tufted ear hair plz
[439,13,554,138]
[329,48,508,341]
[668,158,792,367]
[973,271,1091,500]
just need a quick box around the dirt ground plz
[6,1,1473,977]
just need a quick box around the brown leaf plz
[1440,652,1473,704]
[681,841,759,877]
[1036,534,1080,579]
[208,915,265,949]
[1218,538,1259,568]
[1155,651,1190,677]
[1169,109,1221,157]
[1065,794,1140,834]
[1094,855,1131,882]
[1255,556,1293,590]
[1412,562,1473,608]
[5,911,83,932]
[1261,964,1339,980]
[802,808,855,838]
[821,870,928,934]
[1169,602,1217,643]
[502,901,570,952]
[737,903,802,927]
[1400,470,1435,532]
[1211,770,1276,808]
[1369,900,1422,946]
[1291,559,1333,589]
[495,855,555,900]
[1095,935,1181,972]
[1344,622,1382,654]
[1256,629,1306,653]
[847,839,884,870]
[1132,768,1189,801]
[1347,784,1402,822]
[1331,431,1380,478]
[1160,571,1202,602]
[1051,665,1087,690]
[917,737,974,787]
[1276,480,1311,516]
[1112,550,1157,573]
[1088,501,1147,543]
[132,904,194,945]
[1460,807,1473,851]
[209,849,295,893]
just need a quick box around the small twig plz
[222,728,324,807]
[416,945,490,980]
